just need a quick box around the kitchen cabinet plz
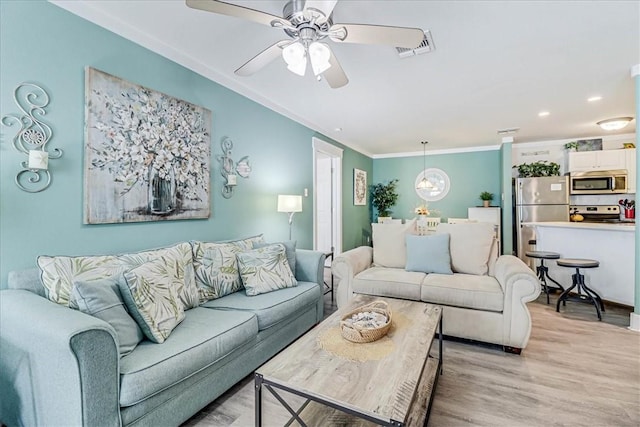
[624,148,636,193]
[568,150,626,172]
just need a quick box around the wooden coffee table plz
[255,295,443,426]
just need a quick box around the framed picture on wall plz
[84,67,211,224]
[353,168,367,206]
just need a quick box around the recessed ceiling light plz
[587,96,602,102]
[334,127,342,132]
[538,111,550,117]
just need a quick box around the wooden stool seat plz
[525,251,561,260]
[556,258,599,269]
[556,258,604,320]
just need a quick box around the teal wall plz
[0,1,371,285]
[373,150,502,222]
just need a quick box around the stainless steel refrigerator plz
[515,176,569,263]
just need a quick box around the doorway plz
[312,138,342,259]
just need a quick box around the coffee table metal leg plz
[255,373,263,427]
[439,315,443,375]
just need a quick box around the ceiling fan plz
[185,0,425,88]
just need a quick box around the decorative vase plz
[148,166,176,215]
[483,200,490,208]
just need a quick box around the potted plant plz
[512,161,560,178]
[564,141,579,151]
[479,191,494,208]
[371,179,399,222]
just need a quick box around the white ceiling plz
[52,0,639,157]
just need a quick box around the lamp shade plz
[277,195,302,213]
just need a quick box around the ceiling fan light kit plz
[596,117,633,131]
[186,0,425,88]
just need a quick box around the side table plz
[323,251,334,302]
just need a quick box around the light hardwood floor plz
[184,289,640,426]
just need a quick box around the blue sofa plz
[0,248,325,426]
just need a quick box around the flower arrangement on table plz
[415,205,430,216]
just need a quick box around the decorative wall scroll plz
[216,136,251,199]
[354,168,367,205]
[84,67,211,224]
[1,83,63,192]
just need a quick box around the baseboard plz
[629,312,640,332]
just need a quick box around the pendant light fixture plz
[416,141,433,190]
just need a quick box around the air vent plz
[497,127,520,135]
[396,30,435,58]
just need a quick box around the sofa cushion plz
[237,244,297,296]
[191,242,249,302]
[201,281,320,330]
[372,219,416,268]
[253,240,297,274]
[435,223,495,275]
[352,267,424,301]
[118,261,186,344]
[405,233,453,275]
[36,242,199,309]
[421,273,504,312]
[70,278,144,357]
[119,307,257,407]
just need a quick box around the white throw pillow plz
[435,222,495,275]
[372,219,416,268]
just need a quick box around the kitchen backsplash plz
[570,194,636,219]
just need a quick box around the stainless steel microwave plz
[569,169,628,195]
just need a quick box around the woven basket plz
[340,300,392,343]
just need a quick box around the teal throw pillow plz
[117,259,186,343]
[405,233,453,275]
[236,244,297,296]
[252,240,297,275]
[70,278,145,357]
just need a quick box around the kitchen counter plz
[525,222,635,307]
[524,221,635,232]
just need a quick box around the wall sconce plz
[277,194,303,240]
[1,83,63,193]
[216,136,250,199]
[597,117,634,131]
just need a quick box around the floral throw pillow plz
[37,243,199,310]
[118,259,185,344]
[236,243,297,296]
[191,242,246,302]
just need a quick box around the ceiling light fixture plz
[596,117,634,131]
[538,111,550,117]
[282,41,332,78]
[416,141,433,190]
[587,96,602,102]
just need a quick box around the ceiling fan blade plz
[323,48,348,89]
[186,0,291,28]
[303,0,338,21]
[235,40,292,76]
[329,23,424,48]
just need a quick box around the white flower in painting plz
[89,86,209,199]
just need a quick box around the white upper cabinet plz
[625,148,636,193]
[568,150,626,172]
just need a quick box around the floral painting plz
[354,168,367,205]
[84,67,211,224]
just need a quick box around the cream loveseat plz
[332,222,540,353]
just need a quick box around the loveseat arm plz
[493,255,541,349]
[0,289,120,427]
[332,246,373,308]
[295,249,326,322]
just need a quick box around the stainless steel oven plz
[569,169,628,195]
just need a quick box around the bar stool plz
[525,251,565,304]
[555,258,605,320]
